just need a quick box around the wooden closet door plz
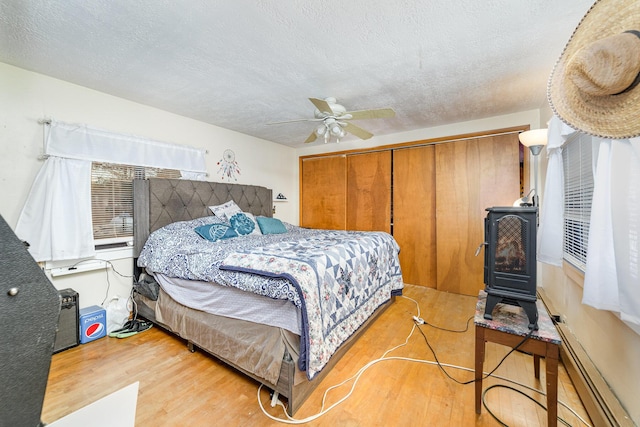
[300,155,347,229]
[346,151,391,232]
[393,146,436,287]
[435,134,520,296]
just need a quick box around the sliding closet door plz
[393,146,436,287]
[435,134,520,296]
[346,151,391,232]
[300,155,347,229]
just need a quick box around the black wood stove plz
[482,206,539,329]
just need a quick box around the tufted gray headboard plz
[133,178,272,257]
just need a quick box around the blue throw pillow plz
[256,216,287,235]
[229,212,261,236]
[194,223,238,241]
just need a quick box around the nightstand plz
[474,290,562,426]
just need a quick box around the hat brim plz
[548,0,640,139]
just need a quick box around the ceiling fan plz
[268,97,395,144]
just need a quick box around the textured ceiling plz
[0,0,593,148]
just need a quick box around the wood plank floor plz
[41,285,592,426]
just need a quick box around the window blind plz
[91,163,180,243]
[562,134,594,271]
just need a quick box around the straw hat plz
[548,0,640,139]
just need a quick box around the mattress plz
[153,272,302,335]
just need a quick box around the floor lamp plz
[517,129,548,207]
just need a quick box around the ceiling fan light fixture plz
[285,97,395,144]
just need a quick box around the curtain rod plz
[37,118,209,154]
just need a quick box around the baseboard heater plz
[538,289,633,427]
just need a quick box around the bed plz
[132,178,403,415]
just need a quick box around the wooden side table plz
[474,291,562,426]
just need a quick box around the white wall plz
[0,62,298,308]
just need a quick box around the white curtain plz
[537,116,576,266]
[16,120,208,262]
[582,139,620,311]
[16,156,94,261]
[614,138,640,333]
[584,136,640,333]
[541,116,640,332]
[45,120,207,172]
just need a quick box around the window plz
[91,163,180,244]
[562,133,594,271]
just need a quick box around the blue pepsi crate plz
[79,305,106,344]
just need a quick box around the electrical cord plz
[413,297,589,427]
[414,324,556,426]
[65,258,134,307]
[67,258,134,279]
[414,319,535,385]
[257,310,424,424]
[258,343,591,426]
[257,295,592,427]
[482,384,572,427]
[420,314,474,333]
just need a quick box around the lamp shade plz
[518,129,548,148]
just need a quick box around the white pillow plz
[209,200,242,221]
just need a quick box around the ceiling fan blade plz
[343,108,396,120]
[309,98,335,116]
[343,122,373,140]
[304,131,318,144]
[267,118,321,125]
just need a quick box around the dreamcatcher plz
[217,149,240,181]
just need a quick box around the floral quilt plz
[220,230,404,379]
[137,217,403,379]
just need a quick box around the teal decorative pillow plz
[194,223,238,241]
[256,216,287,234]
[229,212,261,235]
